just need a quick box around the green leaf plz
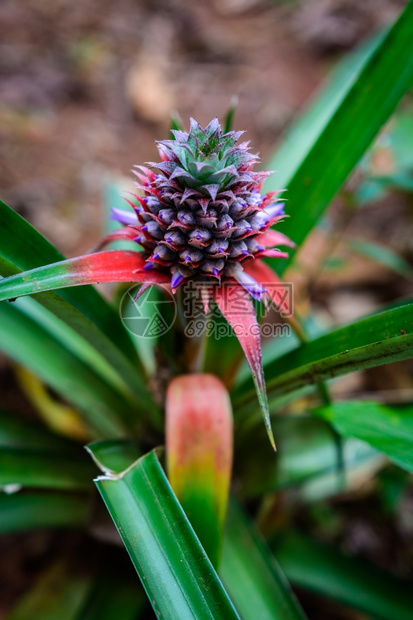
[220,501,307,620]
[235,416,381,500]
[0,302,135,436]
[0,272,155,418]
[234,302,413,425]
[265,2,413,275]
[14,297,142,404]
[0,201,157,417]
[0,409,96,492]
[0,200,137,360]
[0,446,96,491]
[274,533,413,620]
[0,250,163,420]
[0,491,91,534]
[87,439,141,475]
[76,564,147,620]
[7,560,92,620]
[0,247,162,406]
[90,445,240,619]
[0,410,80,451]
[314,401,413,473]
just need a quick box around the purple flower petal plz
[233,268,267,301]
[264,202,285,219]
[111,207,138,226]
[171,271,185,289]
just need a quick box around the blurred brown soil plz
[0,0,401,253]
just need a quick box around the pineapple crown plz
[155,117,260,196]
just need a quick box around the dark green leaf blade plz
[0,492,91,534]
[235,416,381,500]
[265,2,413,275]
[0,260,156,418]
[234,302,413,424]
[0,201,157,416]
[0,302,134,436]
[274,533,413,620]
[76,560,147,620]
[13,296,146,407]
[0,410,80,452]
[86,439,140,475]
[90,446,240,620]
[220,500,307,620]
[314,401,413,473]
[0,447,96,491]
[7,560,92,620]
[0,200,137,360]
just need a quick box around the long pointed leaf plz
[215,284,275,449]
[274,533,413,620]
[0,200,137,359]
[220,501,307,620]
[0,302,135,436]
[7,560,92,620]
[0,492,91,533]
[234,302,413,424]
[0,447,96,491]
[0,250,145,300]
[0,201,157,415]
[235,416,380,500]
[314,401,413,472]
[89,446,240,619]
[265,2,413,275]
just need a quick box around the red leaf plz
[63,250,147,283]
[259,229,296,249]
[65,250,171,289]
[258,249,289,259]
[214,283,275,449]
[0,251,161,302]
[166,373,233,566]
